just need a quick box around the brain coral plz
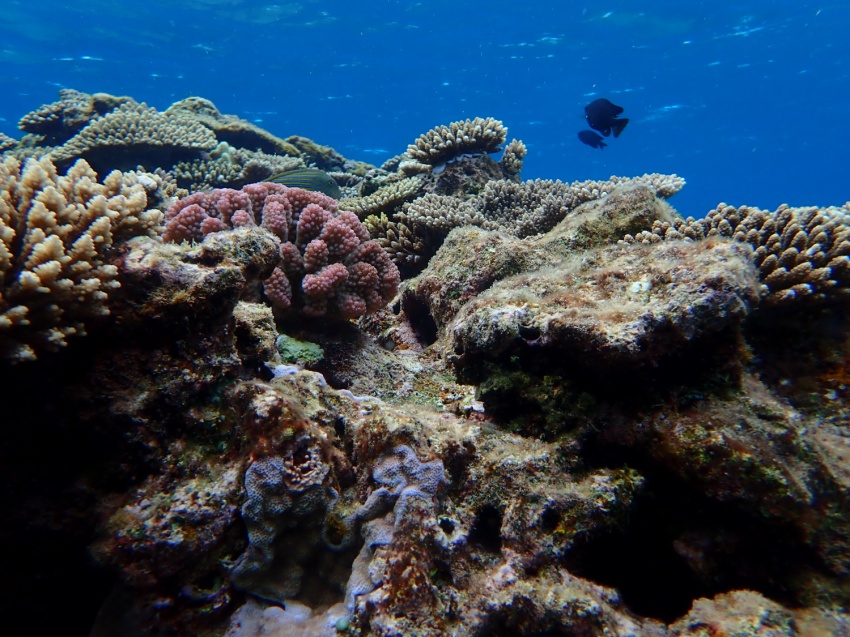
[624,202,850,307]
[0,156,163,362]
[164,183,400,320]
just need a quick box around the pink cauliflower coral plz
[163,183,400,320]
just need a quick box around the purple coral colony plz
[2,89,850,637]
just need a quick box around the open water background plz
[2,0,848,217]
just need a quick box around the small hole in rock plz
[469,504,503,553]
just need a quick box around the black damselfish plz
[585,98,629,138]
[578,130,606,149]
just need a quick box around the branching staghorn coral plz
[406,117,508,170]
[0,156,163,361]
[405,173,684,238]
[364,212,430,272]
[623,202,850,307]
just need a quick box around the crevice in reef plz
[563,445,816,622]
[474,328,743,441]
[469,504,504,554]
[745,305,850,417]
[400,295,439,347]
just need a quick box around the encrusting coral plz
[163,183,400,320]
[624,201,850,307]
[0,156,162,362]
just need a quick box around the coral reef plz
[6,90,363,200]
[171,143,305,192]
[17,88,131,145]
[5,90,850,637]
[0,156,162,361]
[339,176,423,219]
[0,132,18,152]
[625,201,850,308]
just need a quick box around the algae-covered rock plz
[450,237,760,387]
[275,334,324,366]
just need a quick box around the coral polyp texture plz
[624,202,850,307]
[406,116,508,168]
[0,156,162,361]
[163,182,400,320]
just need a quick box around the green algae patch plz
[276,334,325,366]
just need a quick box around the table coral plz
[50,102,218,173]
[0,156,162,361]
[406,117,508,169]
[17,88,131,145]
[164,183,399,320]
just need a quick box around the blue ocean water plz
[2,1,847,217]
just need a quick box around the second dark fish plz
[585,98,629,138]
[578,130,606,149]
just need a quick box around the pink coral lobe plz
[165,183,399,319]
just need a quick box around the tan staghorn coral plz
[406,117,507,168]
[0,156,163,361]
[364,211,429,270]
[50,102,218,169]
[623,202,850,307]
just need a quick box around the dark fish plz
[264,167,341,199]
[585,98,629,138]
[578,130,606,149]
